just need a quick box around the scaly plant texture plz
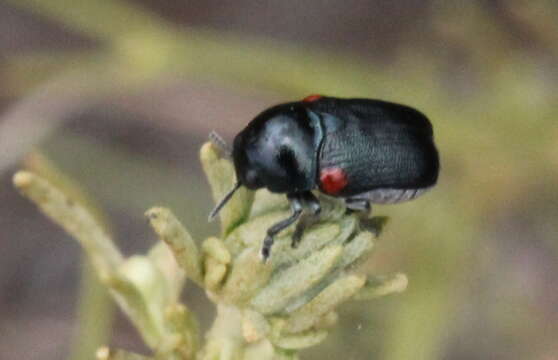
[13,142,408,360]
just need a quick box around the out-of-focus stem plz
[70,259,115,360]
[13,171,123,278]
[23,153,116,360]
[12,171,162,348]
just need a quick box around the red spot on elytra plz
[319,167,348,195]
[302,94,323,103]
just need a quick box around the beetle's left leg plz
[209,131,232,158]
[261,194,303,261]
[292,192,321,248]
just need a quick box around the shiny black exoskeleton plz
[209,95,439,261]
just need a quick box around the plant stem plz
[70,258,115,360]
[200,304,246,360]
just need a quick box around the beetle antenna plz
[209,131,232,158]
[208,181,241,221]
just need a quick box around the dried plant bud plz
[146,207,202,285]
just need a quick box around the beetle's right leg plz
[209,131,232,158]
[261,194,303,261]
[292,192,321,248]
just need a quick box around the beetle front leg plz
[261,194,303,261]
[291,192,321,249]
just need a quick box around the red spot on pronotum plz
[319,167,348,195]
[302,94,323,103]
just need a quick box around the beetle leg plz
[291,192,321,248]
[300,191,321,216]
[345,197,372,213]
[261,195,303,261]
[291,215,315,249]
[209,131,232,158]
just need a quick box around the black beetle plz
[209,95,439,261]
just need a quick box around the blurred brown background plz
[1,1,557,359]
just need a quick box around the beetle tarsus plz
[261,235,273,262]
[260,196,303,261]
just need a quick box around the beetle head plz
[233,104,320,193]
